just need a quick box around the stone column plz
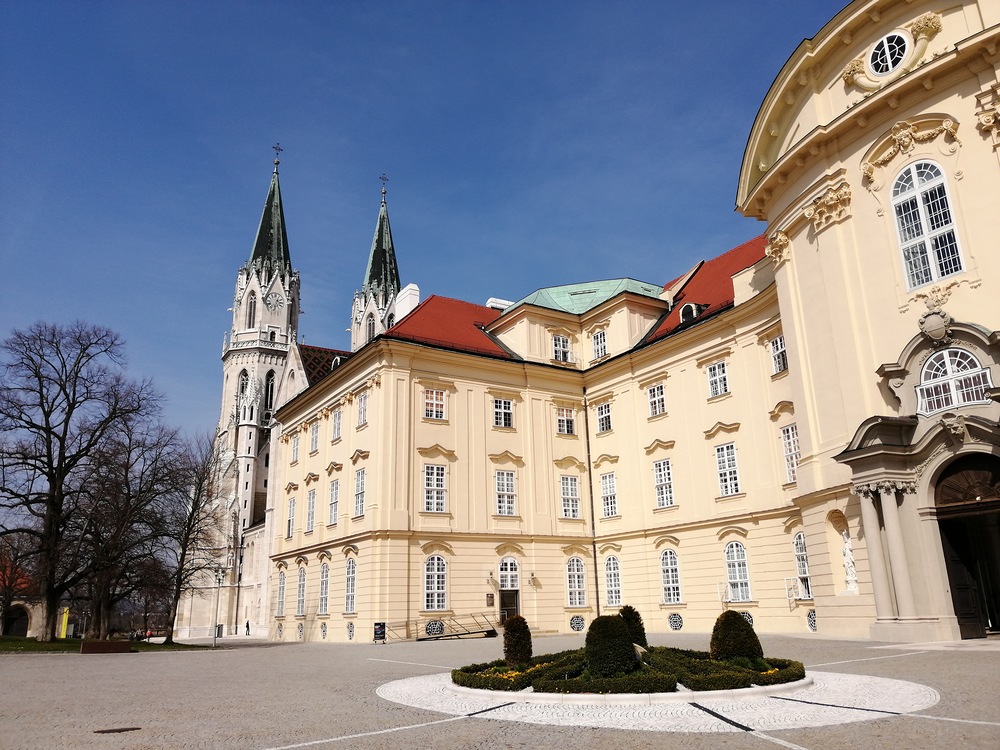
[855,484,894,620]
[878,483,916,619]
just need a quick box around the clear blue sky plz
[2,1,845,437]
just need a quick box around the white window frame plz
[661,549,681,604]
[567,557,586,607]
[493,398,513,428]
[605,556,622,607]
[309,421,319,453]
[553,334,571,362]
[424,388,446,420]
[495,470,516,516]
[725,541,752,602]
[771,335,788,374]
[328,479,339,525]
[423,464,446,512]
[600,472,617,517]
[596,402,612,433]
[647,383,666,417]
[560,475,580,519]
[499,556,519,590]
[354,468,366,517]
[296,568,306,616]
[892,161,963,289]
[780,424,800,484]
[356,392,368,427]
[915,348,993,415]
[716,442,740,496]
[332,408,342,440]
[592,329,607,360]
[318,562,330,615]
[306,489,316,532]
[345,559,356,613]
[286,498,295,538]
[291,434,299,463]
[654,458,674,508]
[276,571,286,616]
[707,360,729,398]
[424,555,447,611]
[556,406,575,435]
[792,532,813,600]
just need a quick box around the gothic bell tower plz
[219,147,300,533]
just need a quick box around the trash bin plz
[216,624,223,638]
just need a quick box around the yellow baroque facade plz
[218,0,1000,646]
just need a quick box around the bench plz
[80,640,133,654]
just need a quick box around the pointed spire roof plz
[248,152,292,278]
[361,182,401,311]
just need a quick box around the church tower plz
[219,149,300,535]
[351,182,403,351]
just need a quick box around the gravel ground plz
[3,632,998,750]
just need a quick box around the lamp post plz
[212,567,226,648]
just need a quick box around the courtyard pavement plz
[3,631,999,749]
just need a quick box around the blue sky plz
[2,1,845,437]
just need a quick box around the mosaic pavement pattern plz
[376,671,940,732]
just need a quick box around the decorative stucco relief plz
[765,231,790,267]
[850,479,917,497]
[913,282,959,346]
[861,118,961,187]
[803,182,851,231]
[975,83,1000,155]
[842,13,942,92]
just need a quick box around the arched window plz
[792,533,813,600]
[345,559,356,613]
[916,348,993,415]
[892,161,962,289]
[604,556,621,607]
[366,313,376,343]
[424,555,447,611]
[661,549,681,604]
[296,568,306,616]
[238,370,249,398]
[276,571,286,617]
[264,370,276,412]
[566,557,586,607]
[725,541,751,602]
[318,563,330,615]
[498,557,519,589]
[246,291,257,329]
[386,314,395,328]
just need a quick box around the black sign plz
[373,622,386,642]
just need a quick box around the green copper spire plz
[360,177,401,311]
[248,145,292,279]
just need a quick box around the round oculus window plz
[869,33,908,76]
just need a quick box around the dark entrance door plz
[499,590,519,625]
[3,604,29,637]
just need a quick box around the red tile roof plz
[385,295,514,359]
[645,235,767,344]
[300,344,352,386]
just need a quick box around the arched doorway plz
[3,604,30,637]
[936,454,1000,639]
[498,557,520,625]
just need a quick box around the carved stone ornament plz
[850,479,917,497]
[861,118,961,186]
[914,283,957,345]
[975,83,1000,151]
[939,413,968,445]
[765,231,790,266]
[803,183,851,231]
[842,12,942,92]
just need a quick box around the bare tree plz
[160,433,228,645]
[0,532,36,635]
[0,321,159,641]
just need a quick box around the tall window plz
[424,389,445,420]
[493,398,513,428]
[552,334,571,362]
[771,335,788,374]
[648,383,666,417]
[356,392,368,426]
[328,479,339,524]
[600,472,617,517]
[605,556,621,607]
[499,557,519,589]
[707,361,729,398]
[593,330,607,360]
[365,313,376,343]
[793,532,813,599]
[246,291,257,329]
[306,489,316,532]
[291,434,299,463]
[916,348,993,415]
[567,557,586,606]
[892,161,962,289]
[495,470,516,516]
[264,370,276,413]
[654,458,674,507]
[286,498,295,538]
[345,559,356,613]
[424,555,447,610]
[424,464,446,512]
[725,541,751,602]
[561,475,580,519]
[318,563,330,615]
[716,443,740,496]
[354,469,366,517]
[661,549,681,604]
[309,422,319,453]
[276,571,286,616]
[556,406,575,435]
[296,568,306,616]
[332,408,342,440]
[780,424,800,484]
[596,402,612,433]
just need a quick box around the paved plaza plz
[3,632,999,749]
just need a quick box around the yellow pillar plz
[58,607,70,638]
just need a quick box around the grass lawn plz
[0,635,206,653]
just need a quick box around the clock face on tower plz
[265,292,285,311]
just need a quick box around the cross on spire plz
[380,173,388,203]
[272,143,283,173]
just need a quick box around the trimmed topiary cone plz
[709,610,764,661]
[585,614,639,677]
[503,615,532,666]
[618,604,648,648]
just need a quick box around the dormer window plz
[680,303,699,323]
[916,348,993,415]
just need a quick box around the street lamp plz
[212,567,227,649]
